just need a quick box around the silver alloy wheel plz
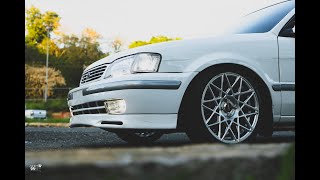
[201,72,259,143]
[135,131,156,138]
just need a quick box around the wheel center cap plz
[221,96,238,117]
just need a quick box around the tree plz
[128,35,182,49]
[25,6,60,46]
[58,29,106,65]
[111,37,123,53]
[149,36,181,44]
[82,28,101,43]
[25,65,66,98]
[36,37,62,57]
[25,42,45,64]
[25,6,62,67]
[128,41,149,49]
[55,30,108,87]
[25,6,108,88]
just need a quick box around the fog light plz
[104,99,126,114]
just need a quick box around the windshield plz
[231,1,294,34]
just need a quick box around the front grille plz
[80,63,108,84]
[70,100,107,116]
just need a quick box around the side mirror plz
[281,27,295,38]
[292,25,295,33]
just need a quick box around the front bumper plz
[68,72,197,129]
[70,114,178,129]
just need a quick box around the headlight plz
[131,53,161,73]
[108,56,135,78]
[105,53,161,78]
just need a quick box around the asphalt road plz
[25,127,295,151]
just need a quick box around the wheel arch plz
[177,63,273,136]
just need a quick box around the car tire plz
[182,65,269,144]
[116,131,162,144]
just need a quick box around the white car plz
[67,0,295,144]
[25,109,47,119]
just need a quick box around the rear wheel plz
[116,131,162,144]
[183,66,267,144]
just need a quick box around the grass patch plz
[25,118,69,123]
[25,99,69,112]
[277,144,295,180]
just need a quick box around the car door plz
[277,15,295,119]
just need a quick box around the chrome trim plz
[80,63,108,84]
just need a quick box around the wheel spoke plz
[203,97,222,103]
[242,92,255,105]
[239,112,258,118]
[240,101,259,111]
[221,120,233,140]
[237,78,243,101]
[225,73,233,93]
[211,83,227,95]
[234,89,254,96]
[202,104,215,112]
[218,115,222,138]
[205,105,220,124]
[229,125,237,141]
[207,85,220,106]
[218,74,241,98]
[237,116,240,140]
[234,121,253,132]
[208,118,228,127]
[239,108,253,129]
[225,74,240,95]
[220,74,224,98]
[238,92,257,111]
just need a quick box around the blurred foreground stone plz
[25,143,294,180]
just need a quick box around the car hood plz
[85,33,270,70]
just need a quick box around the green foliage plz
[129,35,182,49]
[25,6,60,45]
[54,31,108,87]
[128,41,149,49]
[51,61,84,88]
[25,6,108,88]
[277,144,295,180]
[25,118,69,123]
[149,36,182,44]
[25,99,69,112]
[25,43,46,64]
[59,33,106,66]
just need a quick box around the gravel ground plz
[25,127,295,151]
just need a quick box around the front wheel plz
[183,67,267,144]
[116,131,162,144]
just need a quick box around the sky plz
[25,0,282,52]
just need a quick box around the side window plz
[279,16,295,38]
